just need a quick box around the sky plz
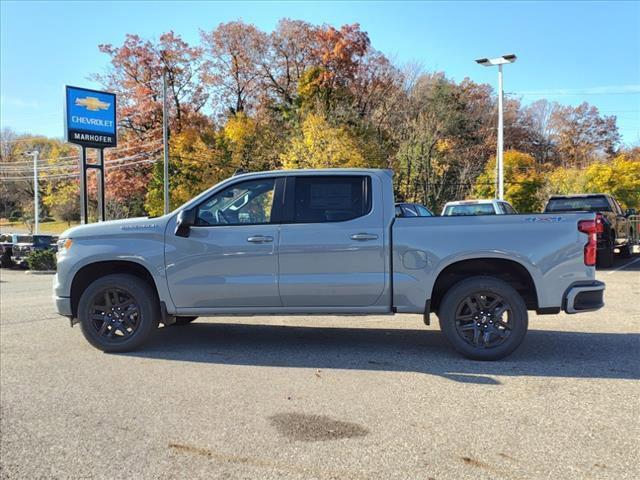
[1,0,639,145]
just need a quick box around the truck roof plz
[232,168,393,179]
[548,193,609,199]
[443,199,501,206]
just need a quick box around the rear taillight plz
[595,213,604,234]
[578,219,597,266]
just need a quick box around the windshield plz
[16,235,32,243]
[443,204,495,216]
[545,197,611,213]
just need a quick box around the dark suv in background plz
[11,234,57,267]
[544,194,634,267]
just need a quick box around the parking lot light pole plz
[475,54,517,200]
[162,70,170,215]
[24,150,40,234]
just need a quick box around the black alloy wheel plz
[454,292,513,349]
[88,288,141,341]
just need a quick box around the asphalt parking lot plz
[1,258,639,480]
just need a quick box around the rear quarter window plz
[293,176,371,223]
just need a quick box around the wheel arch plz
[70,260,160,318]
[429,258,539,313]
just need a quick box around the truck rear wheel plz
[620,242,632,258]
[437,276,528,361]
[78,274,159,353]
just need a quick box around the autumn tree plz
[258,19,318,109]
[200,21,264,115]
[97,31,207,137]
[584,153,640,209]
[4,19,629,227]
[549,102,620,167]
[95,31,209,216]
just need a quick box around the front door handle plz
[247,235,273,243]
[350,233,378,241]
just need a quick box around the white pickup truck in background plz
[441,199,518,216]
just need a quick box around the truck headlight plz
[57,238,73,255]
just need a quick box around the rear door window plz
[293,176,371,223]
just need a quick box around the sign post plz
[64,86,117,224]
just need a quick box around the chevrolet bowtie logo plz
[75,96,110,111]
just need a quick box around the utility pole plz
[162,70,170,215]
[475,54,517,201]
[497,64,504,200]
[24,150,39,234]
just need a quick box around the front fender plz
[55,235,175,312]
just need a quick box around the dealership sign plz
[65,86,117,148]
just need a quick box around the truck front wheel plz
[77,274,159,353]
[438,276,528,361]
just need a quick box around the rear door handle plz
[350,233,378,241]
[247,235,273,243]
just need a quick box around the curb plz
[25,270,56,275]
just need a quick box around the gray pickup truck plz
[54,169,605,360]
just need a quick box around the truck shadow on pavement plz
[126,323,640,384]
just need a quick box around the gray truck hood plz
[61,216,170,239]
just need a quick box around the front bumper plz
[54,295,73,317]
[53,272,73,317]
[563,281,605,314]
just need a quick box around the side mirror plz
[626,208,636,217]
[175,207,197,237]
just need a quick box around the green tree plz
[473,150,544,212]
[43,181,80,226]
[280,113,365,169]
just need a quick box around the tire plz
[437,276,528,361]
[597,237,614,268]
[620,242,632,258]
[78,274,159,353]
[173,316,198,326]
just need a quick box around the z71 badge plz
[525,216,564,223]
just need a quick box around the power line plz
[0,139,162,166]
[0,136,53,144]
[0,157,159,181]
[0,149,161,173]
[512,91,640,97]
[0,149,161,174]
